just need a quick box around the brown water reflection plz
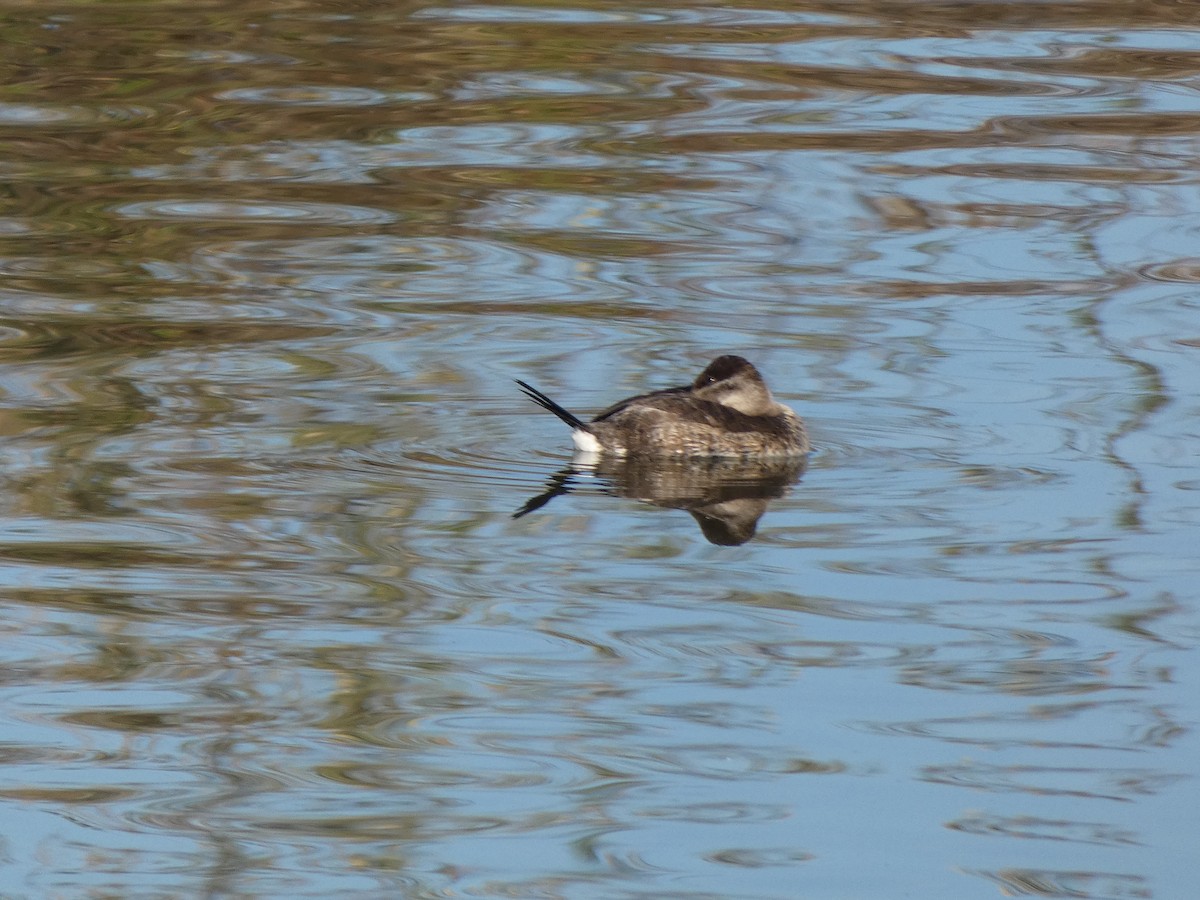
[1,0,1198,897]
[517,454,806,544]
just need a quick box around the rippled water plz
[1,1,1198,897]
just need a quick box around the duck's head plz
[692,355,775,416]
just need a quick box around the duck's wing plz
[590,384,692,423]
[602,393,797,436]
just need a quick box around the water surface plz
[0,1,1198,897]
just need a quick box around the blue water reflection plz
[0,0,1197,897]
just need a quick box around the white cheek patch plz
[572,429,602,454]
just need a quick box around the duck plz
[516,354,809,458]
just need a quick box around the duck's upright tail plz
[517,380,604,454]
[516,380,590,432]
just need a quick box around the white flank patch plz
[571,429,602,454]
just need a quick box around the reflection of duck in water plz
[516,355,809,458]
[514,455,807,545]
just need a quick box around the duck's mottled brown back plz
[518,355,809,458]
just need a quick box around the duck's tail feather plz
[516,380,591,432]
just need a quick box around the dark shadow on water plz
[514,454,807,545]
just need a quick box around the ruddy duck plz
[516,355,809,458]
